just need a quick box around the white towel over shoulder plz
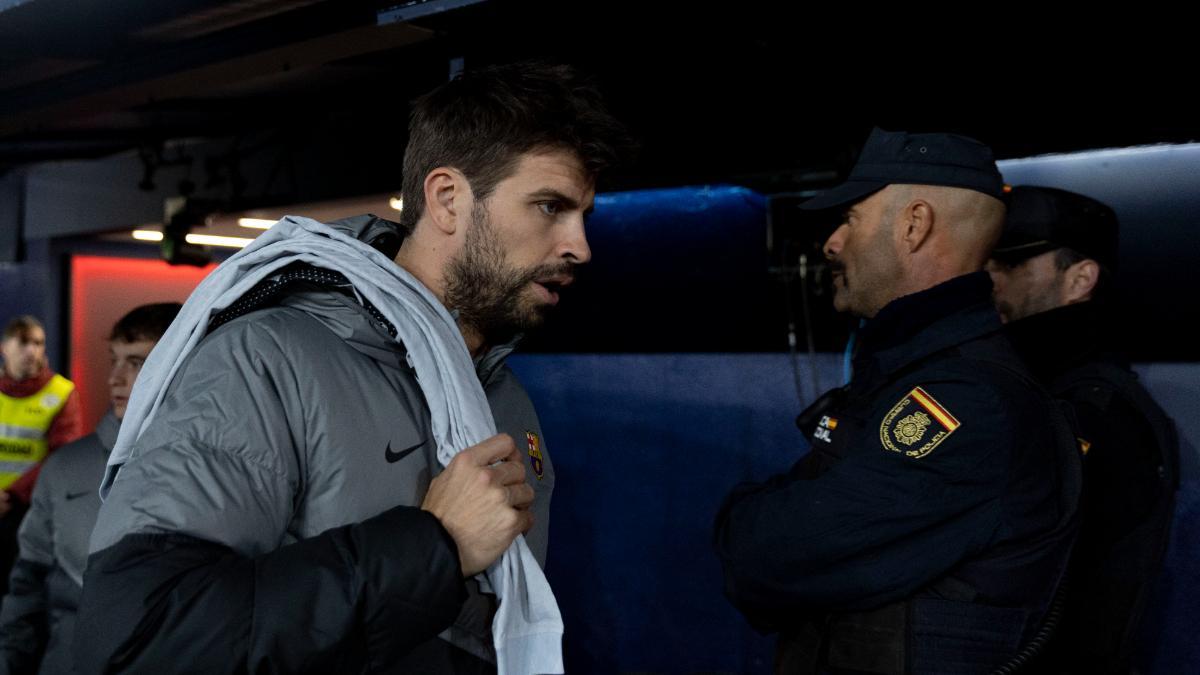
[101,215,564,675]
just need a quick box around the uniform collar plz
[854,272,1002,380]
[1003,301,1124,380]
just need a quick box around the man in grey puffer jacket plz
[75,62,630,674]
[0,303,181,675]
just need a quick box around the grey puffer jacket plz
[0,413,116,675]
[76,219,556,675]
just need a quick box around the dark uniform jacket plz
[715,272,1082,675]
[1006,301,1179,674]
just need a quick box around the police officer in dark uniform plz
[714,129,1083,674]
[988,186,1179,674]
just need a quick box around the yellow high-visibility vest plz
[0,374,75,489]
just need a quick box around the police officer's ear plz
[423,166,471,236]
[1063,258,1101,304]
[900,198,935,253]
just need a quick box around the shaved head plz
[884,184,1006,272]
[823,184,1007,317]
[892,185,1005,259]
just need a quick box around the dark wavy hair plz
[110,303,182,343]
[399,61,633,230]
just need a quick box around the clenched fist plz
[421,434,535,576]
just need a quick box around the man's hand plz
[421,434,534,576]
[0,491,11,518]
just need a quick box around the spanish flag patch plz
[880,386,962,459]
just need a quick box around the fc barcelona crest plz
[525,431,545,480]
[880,386,961,459]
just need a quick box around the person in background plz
[0,303,181,675]
[0,316,83,597]
[988,186,1179,674]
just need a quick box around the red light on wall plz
[69,256,216,432]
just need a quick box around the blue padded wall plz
[509,353,843,674]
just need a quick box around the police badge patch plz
[880,386,961,459]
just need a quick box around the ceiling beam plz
[0,13,432,136]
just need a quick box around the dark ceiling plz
[1,0,1197,207]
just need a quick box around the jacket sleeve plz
[713,376,1063,628]
[74,318,467,674]
[1070,394,1163,552]
[0,456,57,675]
[76,505,466,675]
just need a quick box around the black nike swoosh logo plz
[64,491,90,501]
[385,440,424,464]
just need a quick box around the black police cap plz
[992,186,1119,271]
[800,127,1006,211]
